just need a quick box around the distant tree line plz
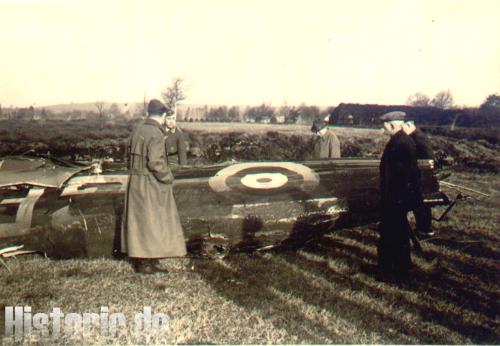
[2,90,498,128]
[331,92,500,128]
[178,103,332,124]
[0,102,141,123]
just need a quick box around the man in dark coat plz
[378,114,424,280]
[406,121,435,236]
[121,99,187,274]
[164,113,187,167]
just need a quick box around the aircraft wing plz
[0,156,90,188]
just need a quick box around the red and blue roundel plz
[208,162,320,197]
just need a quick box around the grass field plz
[0,123,499,344]
[1,171,498,344]
[180,122,383,136]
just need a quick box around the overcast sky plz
[0,0,498,108]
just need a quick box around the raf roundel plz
[208,162,320,199]
[240,172,289,189]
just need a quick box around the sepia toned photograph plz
[0,0,498,344]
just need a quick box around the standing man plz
[404,120,435,236]
[164,111,188,167]
[378,112,424,280]
[121,99,186,274]
[311,118,341,159]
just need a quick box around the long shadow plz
[194,255,342,344]
[419,245,498,280]
[287,248,498,343]
[333,223,500,264]
[426,237,499,260]
[314,235,378,261]
[331,229,498,307]
[422,229,500,261]
[193,210,498,343]
[330,225,379,244]
[311,234,499,305]
[434,224,500,244]
[194,252,451,344]
[285,231,499,343]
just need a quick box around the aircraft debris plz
[1,156,449,258]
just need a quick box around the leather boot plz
[147,259,168,273]
[133,259,167,274]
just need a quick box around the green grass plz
[1,171,498,344]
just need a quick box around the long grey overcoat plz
[121,118,187,258]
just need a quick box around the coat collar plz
[144,118,167,135]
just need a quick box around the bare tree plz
[161,77,187,116]
[94,101,106,129]
[431,90,454,109]
[108,103,121,119]
[406,92,431,107]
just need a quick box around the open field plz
[0,171,498,344]
[181,122,384,136]
[1,119,498,171]
[1,121,499,344]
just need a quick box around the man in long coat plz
[121,99,186,274]
[311,118,341,159]
[378,114,424,280]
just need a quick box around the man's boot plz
[148,259,168,273]
[133,258,168,274]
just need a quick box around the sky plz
[0,0,499,108]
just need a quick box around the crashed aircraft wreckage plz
[0,156,449,258]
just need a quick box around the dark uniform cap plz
[311,118,327,133]
[380,111,406,121]
[147,99,167,115]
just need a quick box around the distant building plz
[274,114,285,124]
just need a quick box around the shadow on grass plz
[194,255,342,343]
[284,229,499,344]
[195,250,421,343]
[423,225,500,262]
[195,223,499,344]
[308,234,498,316]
